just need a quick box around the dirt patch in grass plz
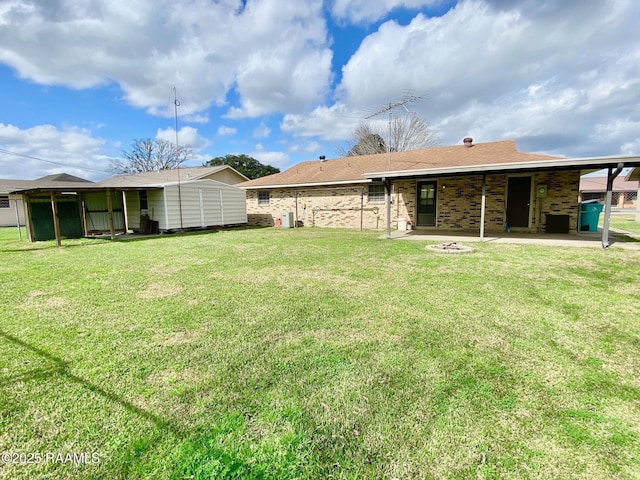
[157,329,201,346]
[138,282,183,299]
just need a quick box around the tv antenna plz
[364,90,426,169]
[364,91,425,239]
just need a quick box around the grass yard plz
[1,227,639,479]
[604,214,640,234]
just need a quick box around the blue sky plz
[0,0,639,181]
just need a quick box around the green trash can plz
[579,201,603,232]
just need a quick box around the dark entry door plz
[506,177,531,228]
[417,181,437,226]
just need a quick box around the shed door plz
[506,177,532,228]
[30,198,83,241]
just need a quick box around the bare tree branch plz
[334,113,439,157]
[110,138,193,174]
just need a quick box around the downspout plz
[480,174,486,241]
[601,163,624,249]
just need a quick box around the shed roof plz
[239,140,560,189]
[98,165,248,188]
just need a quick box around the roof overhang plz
[364,155,640,181]
[10,185,164,195]
[240,179,372,190]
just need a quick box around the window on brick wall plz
[258,191,270,205]
[0,196,10,209]
[368,184,385,204]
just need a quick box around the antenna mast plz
[364,90,425,239]
[173,86,184,230]
[364,90,425,171]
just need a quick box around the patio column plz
[480,174,487,240]
[602,163,623,249]
[384,178,392,239]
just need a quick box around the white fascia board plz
[240,179,372,190]
[364,155,640,180]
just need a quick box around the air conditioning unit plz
[281,212,294,228]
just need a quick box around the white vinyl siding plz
[152,180,246,230]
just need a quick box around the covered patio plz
[366,153,640,249]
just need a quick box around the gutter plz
[364,154,640,180]
[240,179,372,190]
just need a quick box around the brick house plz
[240,139,640,235]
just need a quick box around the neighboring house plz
[0,173,92,228]
[1,180,30,227]
[239,139,640,235]
[579,176,638,208]
[11,166,248,243]
[626,168,640,222]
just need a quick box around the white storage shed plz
[125,179,247,232]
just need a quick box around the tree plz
[335,112,439,157]
[204,154,280,180]
[111,138,192,174]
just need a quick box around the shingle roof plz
[0,173,93,193]
[97,165,247,188]
[579,176,639,192]
[239,140,561,189]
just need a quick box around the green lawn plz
[1,227,639,479]
[604,214,640,234]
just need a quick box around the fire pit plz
[426,242,474,253]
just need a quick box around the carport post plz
[50,192,62,247]
[23,195,33,242]
[14,199,22,241]
[106,189,116,240]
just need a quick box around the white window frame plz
[258,191,270,205]
[368,184,385,204]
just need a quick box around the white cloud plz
[331,0,439,24]
[0,123,109,180]
[327,0,640,157]
[218,126,237,136]
[156,126,211,151]
[305,141,322,153]
[281,103,361,141]
[250,144,290,168]
[253,123,271,138]
[0,0,333,119]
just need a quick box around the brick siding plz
[245,170,581,233]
